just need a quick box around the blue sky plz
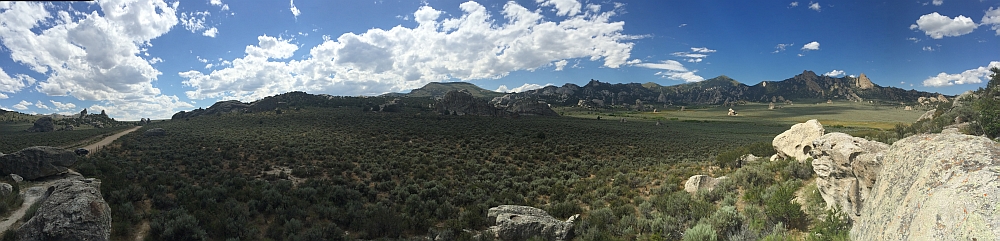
[0,0,998,120]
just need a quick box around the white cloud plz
[0,93,7,99]
[180,11,210,33]
[983,7,1000,36]
[203,27,218,37]
[932,0,942,6]
[209,0,223,6]
[245,35,298,59]
[823,70,845,77]
[691,47,716,53]
[636,60,688,72]
[922,46,935,51]
[671,47,715,62]
[922,61,1000,87]
[496,83,553,93]
[773,43,793,53]
[635,60,704,82]
[536,0,582,16]
[12,100,30,110]
[802,41,820,51]
[809,1,821,11]
[789,2,799,7]
[290,0,301,17]
[907,37,921,43]
[50,100,76,110]
[678,23,687,27]
[0,1,193,120]
[910,12,977,39]
[34,100,49,110]
[180,1,638,100]
[554,59,568,71]
[149,57,164,64]
[0,68,35,95]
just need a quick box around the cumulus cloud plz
[0,1,193,120]
[922,61,1000,87]
[34,101,50,110]
[554,59,568,71]
[203,27,218,37]
[932,0,943,6]
[537,0,581,16]
[180,1,638,100]
[983,7,1000,36]
[808,2,821,11]
[789,2,799,7]
[773,43,793,53]
[910,12,977,39]
[823,70,845,77]
[290,0,301,17]
[12,100,30,110]
[635,60,704,82]
[50,100,76,110]
[691,47,716,53]
[0,68,35,95]
[801,41,820,51]
[922,46,935,51]
[496,83,553,93]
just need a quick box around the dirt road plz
[82,126,142,154]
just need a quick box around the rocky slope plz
[772,120,1000,240]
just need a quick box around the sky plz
[0,0,998,120]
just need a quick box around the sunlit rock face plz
[772,119,825,162]
[809,132,888,221]
[851,132,1000,240]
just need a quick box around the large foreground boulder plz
[851,132,1000,240]
[684,175,727,194]
[26,117,55,133]
[487,205,576,241]
[772,119,824,162]
[0,146,77,180]
[18,176,112,241]
[809,133,888,220]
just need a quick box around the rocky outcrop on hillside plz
[172,100,250,119]
[486,205,577,241]
[772,119,825,162]
[18,176,112,241]
[26,117,55,132]
[437,90,510,117]
[851,132,1000,240]
[684,175,727,194]
[0,146,77,180]
[809,133,888,220]
[855,73,874,89]
[505,99,558,116]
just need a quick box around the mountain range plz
[400,70,942,107]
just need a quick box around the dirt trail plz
[0,179,59,235]
[0,126,142,235]
[83,126,142,154]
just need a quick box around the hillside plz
[403,82,504,98]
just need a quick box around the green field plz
[559,100,926,130]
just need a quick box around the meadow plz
[0,97,907,240]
